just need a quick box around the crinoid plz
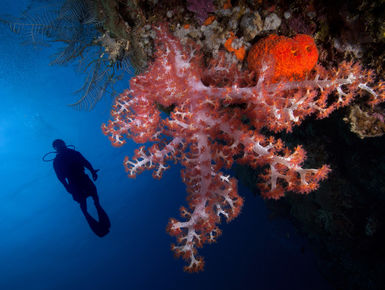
[1,0,134,110]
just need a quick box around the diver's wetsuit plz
[53,148,97,203]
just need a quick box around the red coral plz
[247,34,319,81]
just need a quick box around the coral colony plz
[102,24,385,272]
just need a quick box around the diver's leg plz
[79,199,88,215]
[90,189,110,229]
[80,198,102,235]
[92,193,100,208]
[89,182,100,208]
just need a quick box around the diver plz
[50,139,110,237]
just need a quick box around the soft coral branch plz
[102,24,385,271]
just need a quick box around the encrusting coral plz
[247,34,319,80]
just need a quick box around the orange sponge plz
[247,34,318,80]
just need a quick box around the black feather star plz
[1,0,133,111]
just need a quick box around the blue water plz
[0,1,332,289]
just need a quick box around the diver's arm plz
[58,176,71,192]
[53,161,71,192]
[83,158,96,174]
[79,153,99,181]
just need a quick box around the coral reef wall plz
[5,0,385,288]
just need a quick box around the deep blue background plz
[0,1,332,289]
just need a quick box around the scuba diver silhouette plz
[51,139,110,237]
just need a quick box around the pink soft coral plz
[102,25,385,272]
